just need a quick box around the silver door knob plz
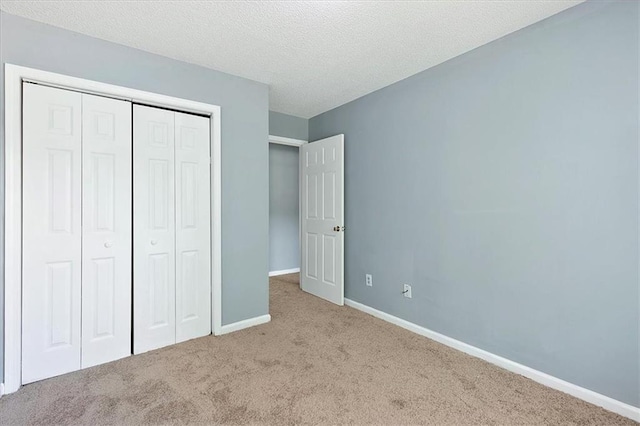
[151,240,158,245]
[104,242,113,248]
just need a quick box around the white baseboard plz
[344,298,640,422]
[269,268,300,277]
[218,314,271,335]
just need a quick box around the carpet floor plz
[0,273,634,425]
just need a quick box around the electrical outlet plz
[365,274,373,287]
[403,284,412,298]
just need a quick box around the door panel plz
[22,83,82,383]
[81,94,132,368]
[150,253,171,326]
[133,105,176,354]
[175,112,211,343]
[300,135,344,305]
[323,235,336,284]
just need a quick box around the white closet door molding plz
[81,94,132,367]
[175,112,211,343]
[133,105,177,354]
[22,84,83,383]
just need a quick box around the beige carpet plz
[0,273,634,425]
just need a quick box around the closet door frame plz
[3,64,222,394]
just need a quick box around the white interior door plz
[81,94,132,367]
[175,112,212,343]
[133,105,176,354]
[300,134,344,305]
[22,83,82,383]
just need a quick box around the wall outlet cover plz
[403,284,412,298]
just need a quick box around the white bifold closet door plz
[174,112,212,343]
[22,84,82,383]
[22,84,132,383]
[81,93,133,368]
[133,106,176,353]
[133,105,211,354]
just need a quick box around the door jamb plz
[4,64,223,394]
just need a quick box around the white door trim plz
[268,135,307,147]
[3,63,223,394]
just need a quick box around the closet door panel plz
[81,94,132,368]
[133,105,176,354]
[22,83,82,383]
[175,112,211,343]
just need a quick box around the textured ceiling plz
[1,0,583,118]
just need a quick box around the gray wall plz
[268,112,307,272]
[310,0,639,407]
[269,144,300,272]
[269,111,309,141]
[1,12,270,381]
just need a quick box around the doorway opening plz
[268,134,344,306]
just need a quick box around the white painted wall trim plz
[0,383,5,397]
[269,268,300,277]
[4,65,22,396]
[218,314,271,335]
[4,64,223,394]
[269,135,307,147]
[344,298,640,422]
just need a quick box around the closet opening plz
[4,64,222,394]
